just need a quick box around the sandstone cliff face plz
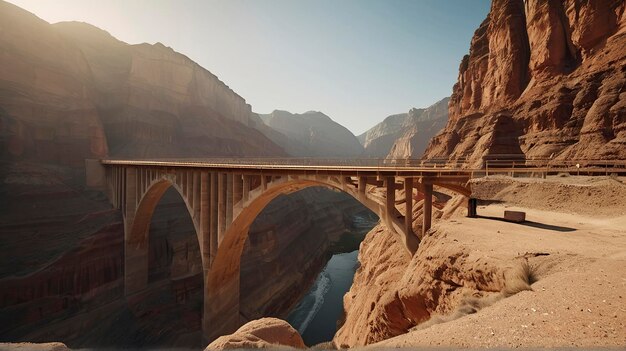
[425,0,626,164]
[333,194,507,347]
[358,98,449,159]
[260,110,364,157]
[0,3,107,168]
[53,21,284,158]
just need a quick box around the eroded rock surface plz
[205,318,305,350]
[424,0,626,164]
[334,197,505,347]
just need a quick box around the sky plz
[9,0,490,135]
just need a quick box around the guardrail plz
[99,157,626,177]
[483,158,626,177]
[101,157,471,169]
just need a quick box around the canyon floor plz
[372,176,626,349]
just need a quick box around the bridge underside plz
[88,161,471,341]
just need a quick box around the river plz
[287,213,377,346]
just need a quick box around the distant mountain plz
[387,97,450,159]
[260,110,364,157]
[358,97,449,158]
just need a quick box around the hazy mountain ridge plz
[259,110,365,157]
[358,97,449,158]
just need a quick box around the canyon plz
[0,1,374,348]
[2,0,626,349]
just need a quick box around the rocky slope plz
[424,0,626,164]
[358,98,449,158]
[333,176,626,348]
[0,1,371,348]
[260,110,364,157]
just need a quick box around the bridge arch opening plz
[204,177,388,340]
[239,186,378,333]
[124,179,206,347]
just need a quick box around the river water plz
[287,213,377,346]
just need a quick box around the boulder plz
[205,318,305,350]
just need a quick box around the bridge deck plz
[100,158,480,177]
[100,158,626,178]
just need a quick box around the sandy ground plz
[374,176,626,348]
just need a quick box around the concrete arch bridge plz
[86,158,475,341]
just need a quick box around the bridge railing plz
[99,157,626,176]
[482,158,626,177]
[101,157,472,169]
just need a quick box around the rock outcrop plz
[260,110,364,157]
[52,21,285,158]
[205,318,305,350]
[0,342,70,351]
[424,0,626,164]
[357,98,449,159]
[333,194,506,347]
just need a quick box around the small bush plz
[502,259,538,297]
[411,259,539,331]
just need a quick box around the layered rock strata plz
[424,0,626,164]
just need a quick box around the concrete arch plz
[202,175,406,340]
[124,177,205,296]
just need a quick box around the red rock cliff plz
[424,0,626,164]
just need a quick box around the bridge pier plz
[385,176,395,228]
[210,172,219,260]
[404,177,414,238]
[422,182,433,237]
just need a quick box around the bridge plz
[84,157,626,341]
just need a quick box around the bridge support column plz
[210,172,218,259]
[422,183,433,237]
[200,172,211,275]
[218,173,227,244]
[358,176,366,197]
[242,175,250,203]
[404,178,414,238]
[226,174,233,226]
[233,174,243,205]
[385,176,395,227]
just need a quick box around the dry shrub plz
[411,259,538,331]
[503,259,537,297]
